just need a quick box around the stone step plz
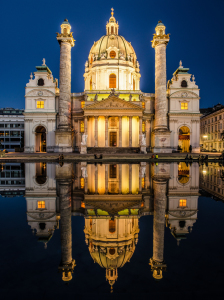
[87,147,140,154]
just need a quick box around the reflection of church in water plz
[25,161,199,289]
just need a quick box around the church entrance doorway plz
[110,132,117,147]
[35,126,46,152]
[179,126,190,152]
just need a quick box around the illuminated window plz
[142,102,145,109]
[110,51,116,58]
[81,201,85,208]
[181,102,188,110]
[109,74,116,88]
[38,201,45,209]
[81,101,85,109]
[37,101,44,109]
[80,121,84,133]
[80,177,85,189]
[109,220,116,233]
[179,199,187,207]
[142,121,146,133]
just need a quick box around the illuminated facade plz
[23,10,201,153]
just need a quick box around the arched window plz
[109,220,116,233]
[111,26,114,34]
[110,51,116,58]
[133,78,135,91]
[37,78,44,86]
[109,74,116,88]
[90,77,92,90]
[181,80,188,88]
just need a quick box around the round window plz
[110,51,116,58]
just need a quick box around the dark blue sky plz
[1,0,223,109]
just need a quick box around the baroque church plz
[24,9,200,154]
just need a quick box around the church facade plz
[24,10,200,154]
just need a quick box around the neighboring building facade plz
[24,11,200,153]
[200,104,224,152]
[0,108,24,151]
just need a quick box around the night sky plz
[1,0,223,109]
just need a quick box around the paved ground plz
[0,151,222,162]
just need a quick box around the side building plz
[0,108,24,151]
[200,103,224,152]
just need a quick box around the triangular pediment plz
[84,95,143,110]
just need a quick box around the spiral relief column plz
[55,19,75,152]
[151,21,171,153]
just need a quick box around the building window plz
[111,26,114,34]
[181,80,188,87]
[37,78,44,86]
[215,117,217,121]
[142,121,146,133]
[81,201,85,208]
[181,102,188,110]
[37,101,44,108]
[80,121,84,133]
[109,74,116,88]
[81,101,85,109]
[38,201,45,209]
[142,102,145,109]
[109,220,116,233]
[110,51,116,58]
[179,199,187,207]
[80,177,84,189]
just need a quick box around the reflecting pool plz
[0,161,224,299]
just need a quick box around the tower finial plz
[111,8,114,17]
[179,60,183,68]
[42,58,46,66]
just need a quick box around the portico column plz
[95,164,98,194]
[119,164,122,194]
[129,164,132,194]
[95,116,98,147]
[105,116,108,147]
[129,116,132,147]
[84,117,87,135]
[105,164,108,194]
[119,117,122,147]
[139,117,142,146]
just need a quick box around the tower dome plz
[84,9,141,91]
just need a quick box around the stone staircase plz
[87,147,140,154]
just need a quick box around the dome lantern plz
[106,8,119,35]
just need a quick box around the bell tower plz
[55,19,75,152]
[152,21,172,153]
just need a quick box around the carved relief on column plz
[129,116,132,147]
[119,116,122,147]
[95,116,98,147]
[105,116,108,147]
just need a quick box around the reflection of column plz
[105,116,108,147]
[119,164,122,193]
[129,164,132,193]
[58,180,75,281]
[119,117,122,147]
[95,164,98,194]
[95,116,98,147]
[105,164,108,194]
[129,116,132,147]
[149,179,167,280]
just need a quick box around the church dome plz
[84,9,141,91]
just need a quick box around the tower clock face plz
[181,92,188,98]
